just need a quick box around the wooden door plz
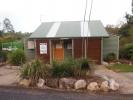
[53,42,64,61]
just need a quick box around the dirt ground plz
[0,65,20,86]
[0,64,133,94]
[95,65,133,94]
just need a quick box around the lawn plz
[107,64,133,72]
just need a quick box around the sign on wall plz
[28,41,35,49]
[40,43,47,54]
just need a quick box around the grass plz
[107,64,133,72]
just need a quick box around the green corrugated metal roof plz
[30,20,109,38]
[55,21,81,37]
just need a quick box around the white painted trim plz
[80,22,90,37]
[72,39,74,58]
[46,22,61,37]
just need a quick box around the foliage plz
[118,13,133,37]
[107,64,133,72]
[52,58,93,78]
[105,25,119,35]
[20,59,51,83]
[8,49,26,65]
[119,36,133,48]
[104,53,116,62]
[52,59,79,77]
[120,43,133,60]
[81,58,90,70]
[125,14,133,24]
[20,58,95,84]
[118,24,130,37]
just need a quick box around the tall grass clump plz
[20,59,51,84]
[52,58,93,78]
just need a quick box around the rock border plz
[18,75,120,93]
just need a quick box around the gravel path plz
[0,65,20,86]
[95,65,133,94]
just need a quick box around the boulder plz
[100,81,109,92]
[129,62,132,66]
[102,61,109,66]
[59,78,76,89]
[109,79,119,91]
[74,79,87,90]
[46,78,59,88]
[87,82,99,91]
[19,79,31,87]
[100,75,109,81]
[37,78,45,88]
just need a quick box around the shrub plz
[20,59,52,84]
[120,44,133,60]
[104,53,116,62]
[52,59,78,77]
[8,49,26,65]
[52,58,92,78]
[81,58,90,70]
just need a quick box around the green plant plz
[52,59,76,77]
[104,53,116,62]
[120,43,133,60]
[81,58,90,70]
[107,64,133,72]
[20,59,52,84]
[52,58,91,78]
[8,49,26,65]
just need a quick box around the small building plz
[29,20,113,64]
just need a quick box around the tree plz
[118,14,133,37]
[3,18,14,33]
[125,14,133,24]
[105,25,119,35]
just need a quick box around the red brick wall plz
[35,39,50,63]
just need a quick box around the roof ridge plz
[41,20,101,23]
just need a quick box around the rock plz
[100,81,109,92]
[19,79,31,87]
[129,62,132,66]
[11,66,20,70]
[116,62,121,64]
[102,61,109,66]
[46,78,59,88]
[109,79,119,91]
[100,75,109,81]
[109,62,115,66]
[37,78,45,88]
[59,78,76,89]
[87,82,99,91]
[74,79,87,90]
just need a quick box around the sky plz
[0,0,131,32]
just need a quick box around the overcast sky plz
[0,0,131,32]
